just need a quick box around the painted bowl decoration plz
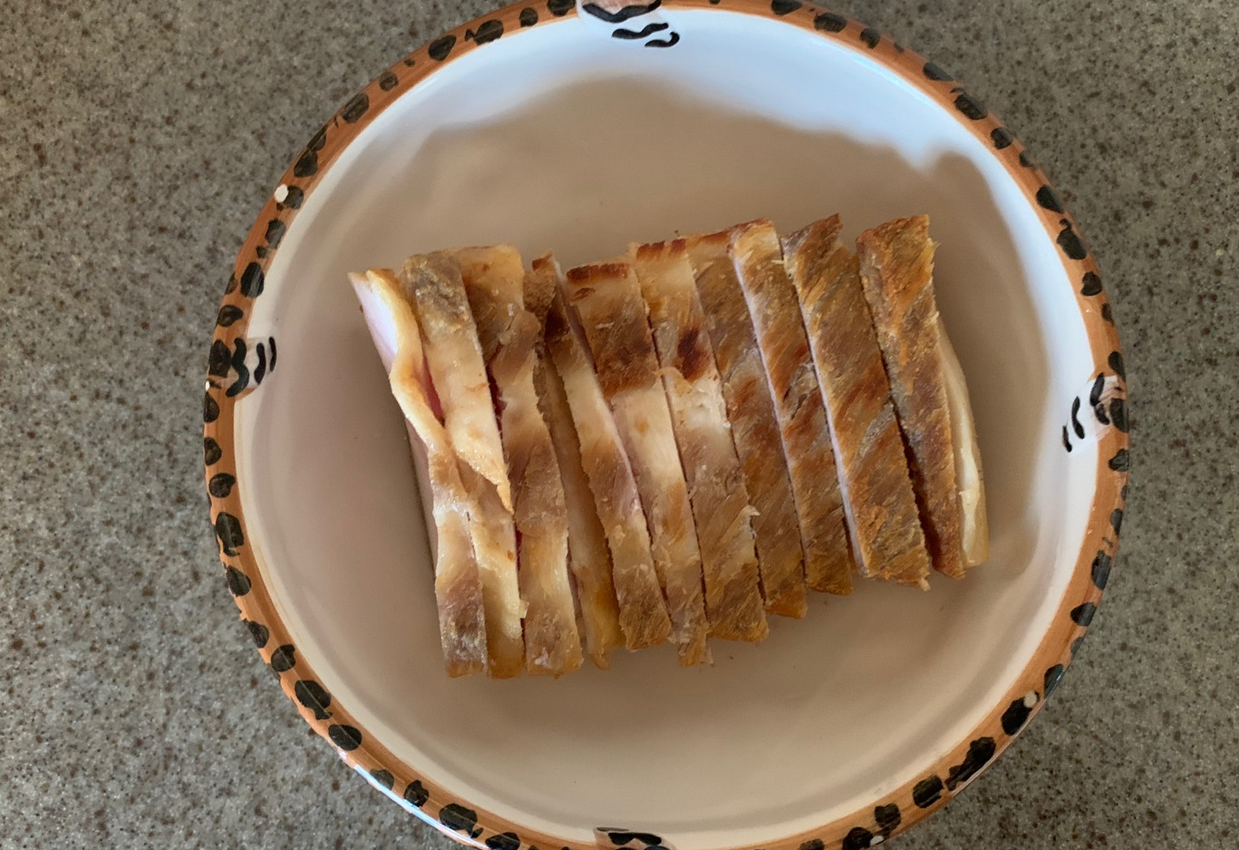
[203,1,1129,848]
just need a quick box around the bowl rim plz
[202,2,1130,847]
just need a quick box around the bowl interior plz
[235,9,1098,848]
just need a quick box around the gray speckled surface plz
[1,0,1235,847]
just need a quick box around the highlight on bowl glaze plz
[203,1,1129,848]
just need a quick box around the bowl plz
[202,2,1130,847]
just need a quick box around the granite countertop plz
[2,0,1235,846]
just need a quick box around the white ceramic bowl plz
[203,2,1129,848]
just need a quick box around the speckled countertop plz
[2,0,1236,847]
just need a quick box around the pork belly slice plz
[456,246,583,676]
[729,220,853,595]
[632,239,768,643]
[350,269,488,677]
[526,257,624,668]
[564,259,710,666]
[857,216,984,575]
[538,257,672,652]
[685,232,808,619]
[782,218,930,589]
[401,253,524,677]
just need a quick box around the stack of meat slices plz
[350,215,989,678]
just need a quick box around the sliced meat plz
[729,220,853,595]
[400,254,513,511]
[350,269,488,677]
[564,259,710,666]
[632,239,768,643]
[782,218,930,589]
[685,231,808,619]
[539,256,672,651]
[526,257,624,668]
[856,216,965,578]
[400,253,524,677]
[456,246,583,676]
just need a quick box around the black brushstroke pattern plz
[486,833,521,850]
[245,620,269,648]
[270,644,296,672]
[874,803,901,835]
[952,89,987,120]
[225,566,251,596]
[428,35,456,61]
[341,93,369,123]
[1071,602,1096,626]
[208,472,236,498]
[1036,185,1064,212]
[215,512,244,556]
[265,219,286,248]
[581,0,661,23]
[294,126,327,178]
[1044,664,1065,696]
[208,340,230,377]
[294,680,333,720]
[1056,219,1088,260]
[217,305,244,327]
[1091,374,1110,425]
[945,737,995,790]
[1108,351,1125,379]
[203,391,219,424]
[1110,398,1129,432]
[254,341,267,386]
[204,437,222,465]
[1001,695,1034,734]
[814,11,847,31]
[440,804,482,838]
[645,31,680,47]
[612,22,668,38]
[226,338,250,397]
[602,832,663,847]
[404,779,429,806]
[1092,550,1112,588]
[327,723,362,751]
[240,262,265,297]
[912,775,944,807]
[467,20,504,43]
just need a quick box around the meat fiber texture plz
[351,214,988,677]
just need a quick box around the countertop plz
[2,0,1236,847]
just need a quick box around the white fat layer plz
[351,274,399,370]
[350,273,439,567]
[937,317,989,567]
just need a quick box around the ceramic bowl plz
[203,2,1129,847]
